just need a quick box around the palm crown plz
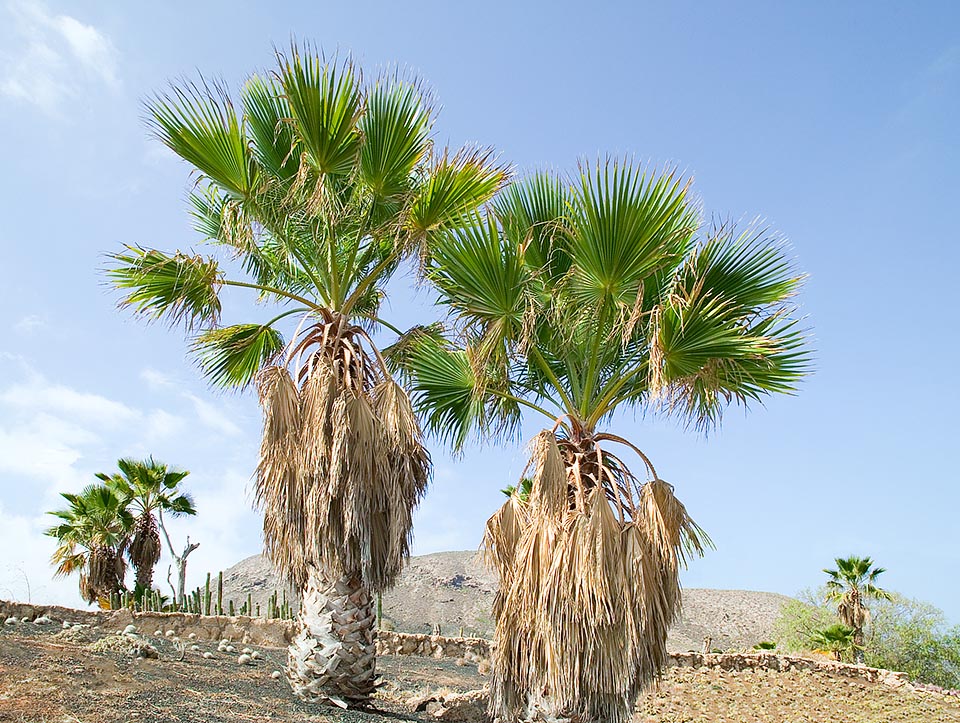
[401,162,808,448]
[109,47,506,389]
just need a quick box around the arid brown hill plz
[221,551,791,651]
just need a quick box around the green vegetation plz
[396,162,810,722]
[824,555,892,663]
[96,457,195,595]
[46,458,194,608]
[809,623,856,661]
[775,583,960,688]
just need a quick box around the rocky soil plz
[223,550,793,649]
[1,618,958,723]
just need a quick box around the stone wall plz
[0,599,915,690]
[376,630,491,663]
[0,600,295,647]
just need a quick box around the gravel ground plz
[2,621,959,722]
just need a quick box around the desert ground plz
[1,615,958,723]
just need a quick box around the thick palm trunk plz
[287,568,377,706]
[131,513,161,592]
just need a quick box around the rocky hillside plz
[221,550,792,651]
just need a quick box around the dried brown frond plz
[487,429,707,723]
[255,364,307,587]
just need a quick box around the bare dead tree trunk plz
[158,508,199,607]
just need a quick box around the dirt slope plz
[222,550,792,650]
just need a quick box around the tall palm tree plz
[824,555,892,663]
[397,162,810,722]
[96,457,195,594]
[107,46,506,707]
[46,484,133,605]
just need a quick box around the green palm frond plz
[192,322,287,389]
[148,79,255,197]
[107,246,222,330]
[401,335,487,450]
[564,161,697,312]
[241,74,299,181]
[494,171,571,280]
[359,77,431,199]
[408,147,509,240]
[429,212,530,341]
[277,47,362,177]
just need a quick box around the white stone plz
[251,651,261,660]
[190,645,200,652]
[34,616,52,625]
[5,617,17,625]
[188,633,197,640]
[62,621,72,629]
[226,645,236,653]
[271,670,282,680]
[238,654,252,665]
[154,629,163,636]
[242,648,253,655]
[21,617,31,623]
[123,625,138,635]
[203,651,214,659]
[165,630,175,637]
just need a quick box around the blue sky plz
[1,1,957,623]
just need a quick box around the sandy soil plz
[2,621,958,723]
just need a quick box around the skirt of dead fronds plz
[484,430,707,723]
[254,359,430,594]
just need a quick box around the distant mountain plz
[220,550,792,651]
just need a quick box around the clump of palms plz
[824,555,892,664]
[96,457,195,595]
[46,485,133,604]
[398,162,810,722]
[810,623,856,661]
[107,46,505,707]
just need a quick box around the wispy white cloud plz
[13,314,48,334]
[0,0,119,112]
[140,367,243,437]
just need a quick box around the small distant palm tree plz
[46,485,133,604]
[810,623,856,661]
[824,556,892,664]
[97,458,195,594]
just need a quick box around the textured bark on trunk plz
[287,569,376,707]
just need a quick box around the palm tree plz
[46,484,133,604]
[106,46,506,707]
[824,555,892,663]
[810,623,856,661]
[397,162,810,722]
[96,457,196,595]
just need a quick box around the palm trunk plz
[853,629,865,664]
[287,568,377,706]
